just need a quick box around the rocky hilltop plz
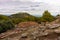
[0,21,60,40]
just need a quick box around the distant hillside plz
[10,12,35,18]
[9,12,36,24]
[0,15,10,21]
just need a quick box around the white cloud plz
[11,0,60,6]
[12,0,39,2]
[40,0,60,6]
[0,0,60,6]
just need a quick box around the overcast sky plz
[0,0,60,16]
[0,0,60,6]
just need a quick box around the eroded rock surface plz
[0,22,60,40]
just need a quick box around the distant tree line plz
[10,10,55,24]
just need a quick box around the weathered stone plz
[1,21,60,40]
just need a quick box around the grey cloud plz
[0,1,59,16]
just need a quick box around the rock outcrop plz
[0,22,60,40]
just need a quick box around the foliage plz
[10,12,36,24]
[0,11,56,33]
[0,15,14,33]
[40,10,55,22]
[9,11,55,24]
